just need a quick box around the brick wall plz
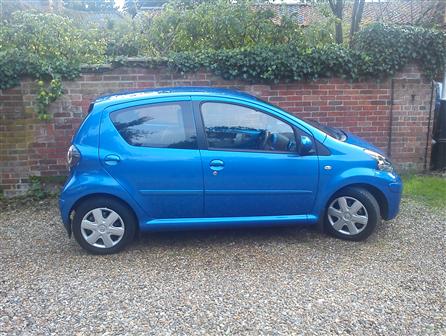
[0,64,434,197]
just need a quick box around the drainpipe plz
[387,79,394,158]
[433,71,446,170]
[442,71,446,100]
[424,81,434,171]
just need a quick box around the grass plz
[402,174,446,208]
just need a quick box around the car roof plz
[94,87,262,105]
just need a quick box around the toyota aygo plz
[60,87,402,254]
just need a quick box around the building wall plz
[0,64,433,197]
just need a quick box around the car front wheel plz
[324,187,381,241]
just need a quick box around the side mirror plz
[300,135,314,155]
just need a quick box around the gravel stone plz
[0,198,445,335]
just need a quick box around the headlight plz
[364,149,394,172]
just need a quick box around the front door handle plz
[209,159,224,171]
[104,154,121,166]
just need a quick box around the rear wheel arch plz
[70,193,139,232]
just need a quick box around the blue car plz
[60,87,402,254]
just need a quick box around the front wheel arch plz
[322,186,381,241]
[317,183,388,238]
[335,184,388,220]
[320,183,388,223]
[316,183,388,232]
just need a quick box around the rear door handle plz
[104,154,121,166]
[210,159,224,171]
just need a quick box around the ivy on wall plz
[168,24,445,82]
[0,11,105,119]
[352,23,445,80]
[35,79,63,120]
[0,19,445,119]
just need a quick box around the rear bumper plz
[59,197,72,236]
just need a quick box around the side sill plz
[140,214,318,231]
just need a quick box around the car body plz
[59,87,402,254]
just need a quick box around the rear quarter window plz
[110,102,197,149]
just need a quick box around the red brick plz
[0,65,434,197]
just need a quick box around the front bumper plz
[384,174,403,220]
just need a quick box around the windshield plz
[305,120,347,141]
[255,97,347,141]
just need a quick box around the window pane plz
[201,102,296,152]
[110,102,197,149]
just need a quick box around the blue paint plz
[60,87,402,237]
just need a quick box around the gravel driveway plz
[1,198,445,335]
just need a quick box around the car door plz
[99,97,204,219]
[194,99,319,218]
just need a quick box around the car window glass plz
[201,102,296,152]
[110,102,197,149]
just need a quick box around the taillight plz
[67,145,81,169]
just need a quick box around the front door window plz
[201,102,297,153]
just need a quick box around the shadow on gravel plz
[129,225,323,251]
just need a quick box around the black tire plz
[324,187,381,241]
[72,197,136,254]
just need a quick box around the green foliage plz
[147,0,304,55]
[36,78,63,120]
[28,176,49,200]
[102,16,153,58]
[168,44,355,82]
[26,176,65,200]
[0,8,444,120]
[0,11,107,117]
[302,18,337,47]
[168,23,445,82]
[0,11,107,89]
[352,23,446,79]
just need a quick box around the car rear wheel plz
[72,197,136,254]
[324,187,381,241]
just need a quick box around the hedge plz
[1,22,445,118]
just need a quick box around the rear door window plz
[110,101,197,149]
